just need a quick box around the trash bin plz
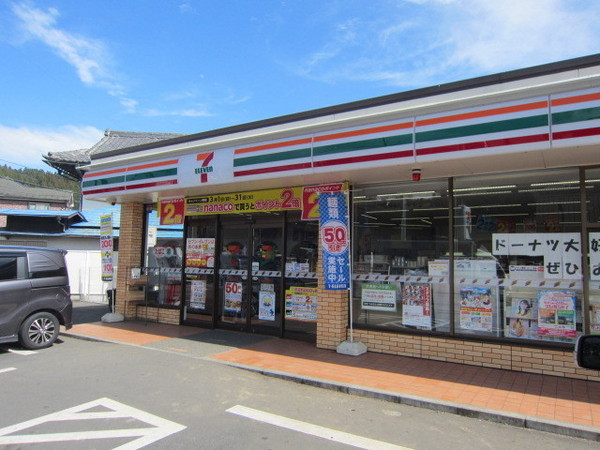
[107,289,116,310]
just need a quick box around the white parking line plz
[0,367,17,374]
[9,349,37,356]
[227,405,412,450]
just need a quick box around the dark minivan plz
[0,246,73,349]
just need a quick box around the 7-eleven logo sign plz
[195,152,214,183]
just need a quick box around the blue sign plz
[319,191,350,290]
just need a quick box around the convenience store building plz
[83,55,600,381]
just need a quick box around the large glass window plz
[453,168,582,344]
[585,167,600,334]
[284,211,318,338]
[142,204,184,307]
[352,180,450,332]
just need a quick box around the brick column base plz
[316,244,349,349]
[115,202,145,320]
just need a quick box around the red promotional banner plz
[159,198,185,225]
[301,183,346,220]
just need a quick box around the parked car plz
[0,246,73,349]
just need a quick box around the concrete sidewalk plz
[62,317,600,442]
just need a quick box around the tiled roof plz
[0,208,85,221]
[43,130,186,181]
[0,177,74,203]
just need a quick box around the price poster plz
[186,238,215,267]
[100,214,113,282]
[285,286,318,321]
[319,191,350,290]
[224,281,243,313]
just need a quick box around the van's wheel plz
[18,312,60,350]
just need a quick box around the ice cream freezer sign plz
[319,191,350,290]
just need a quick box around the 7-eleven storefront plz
[83,55,600,381]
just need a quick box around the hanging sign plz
[319,191,350,290]
[185,187,302,216]
[100,214,114,282]
[301,183,346,220]
[159,198,185,225]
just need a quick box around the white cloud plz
[142,108,213,118]
[11,2,114,87]
[293,0,600,87]
[0,124,103,170]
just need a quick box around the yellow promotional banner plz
[185,187,302,216]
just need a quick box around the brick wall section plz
[116,202,145,319]
[316,243,349,350]
[353,329,600,382]
[136,306,180,325]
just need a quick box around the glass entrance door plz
[217,214,283,334]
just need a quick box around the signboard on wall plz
[301,183,346,220]
[319,191,350,290]
[159,198,185,225]
[185,187,302,216]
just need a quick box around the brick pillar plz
[116,202,145,319]
[316,243,349,349]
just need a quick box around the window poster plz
[223,281,243,313]
[186,238,215,267]
[505,297,538,339]
[459,287,493,332]
[285,286,318,322]
[591,305,600,334]
[537,290,577,338]
[361,283,397,312]
[401,284,432,329]
[190,280,206,309]
[258,290,276,321]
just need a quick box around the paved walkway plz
[63,318,600,441]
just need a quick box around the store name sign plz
[185,187,302,216]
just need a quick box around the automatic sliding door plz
[218,220,251,329]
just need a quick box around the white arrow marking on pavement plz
[0,397,186,450]
[0,367,17,374]
[227,405,412,450]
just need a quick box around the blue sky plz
[1,0,599,171]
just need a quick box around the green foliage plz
[0,165,81,209]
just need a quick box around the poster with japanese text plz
[190,280,206,309]
[459,287,493,332]
[361,283,397,311]
[537,290,577,338]
[285,286,318,321]
[492,233,582,280]
[401,284,432,329]
[186,238,215,267]
[223,281,243,313]
[589,232,600,281]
